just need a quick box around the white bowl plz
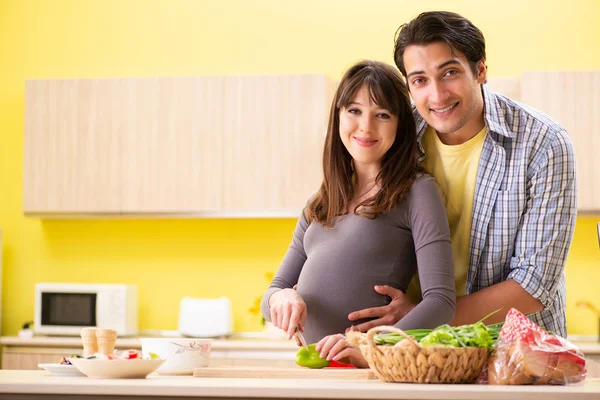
[139,338,212,375]
[69,358,165,379]
[38,363,86,377]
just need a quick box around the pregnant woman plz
[261,60,456,364]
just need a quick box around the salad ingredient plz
[373,329,432,344]
[295,344,330,369]
[421,322,495,350]
[59,355,82,365]
[118,349,141,359]
[373,322,500,351]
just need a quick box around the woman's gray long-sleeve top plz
[261,174,456,343]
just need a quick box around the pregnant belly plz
[297,283,389,343]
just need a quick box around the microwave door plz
[41,292,97,330]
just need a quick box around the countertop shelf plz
[0,334,300,370]
[0,336,600,355]
[0,335,298,351]
[2,335,599,354]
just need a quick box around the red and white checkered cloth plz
[499,308,547,344]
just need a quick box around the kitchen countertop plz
[1,370,599,400]
[574,342,600,355]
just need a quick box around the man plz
[348,11,576,336]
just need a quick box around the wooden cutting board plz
[193,366,377,380]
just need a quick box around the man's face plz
[403,42,486,144]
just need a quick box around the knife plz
[295,327,309,350]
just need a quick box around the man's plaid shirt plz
[415,84,577,337]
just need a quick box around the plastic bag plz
[487,308,586,385]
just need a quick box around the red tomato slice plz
[327,360,356,368]
[119,349,140,359]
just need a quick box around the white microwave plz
[34,283,138,336]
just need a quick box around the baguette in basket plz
[346,323,498,383]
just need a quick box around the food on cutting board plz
[295,344,330,369]
[487,308,586,385]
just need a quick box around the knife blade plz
[295,327,309,350]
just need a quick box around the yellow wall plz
[1,0,599,336]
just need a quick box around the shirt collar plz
[480,83,516,139]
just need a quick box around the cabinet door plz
[521,72,600,211]
[120,77,223,213]
[24,79,123,213]
[23,75,333,216]
[222,75,334,214]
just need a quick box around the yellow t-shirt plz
[408,126,487,300]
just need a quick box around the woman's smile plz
[353,136,378,147]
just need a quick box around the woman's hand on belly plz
[268,288,308,339]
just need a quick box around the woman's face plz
[339,85,398,168]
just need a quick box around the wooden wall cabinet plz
[24,79,123,213]
[25,73,597,216]
[520,72,600,212]
[23,75,334,217]
[488,74,600,212]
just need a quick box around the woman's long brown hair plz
[305,60,422,228]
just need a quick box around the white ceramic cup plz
[139,338,212,375]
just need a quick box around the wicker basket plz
[354,326,488,383]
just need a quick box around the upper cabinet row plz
[23,72,599,217]
[24,75,335,217]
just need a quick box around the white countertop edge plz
[2,336,599,355]
[568,335,599,342]
[1,371,599,400]
[0,336,298,351]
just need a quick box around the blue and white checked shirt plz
[415,84,577,337]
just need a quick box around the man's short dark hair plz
[394,11,486,77]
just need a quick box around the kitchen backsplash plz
[0,216,598,336]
